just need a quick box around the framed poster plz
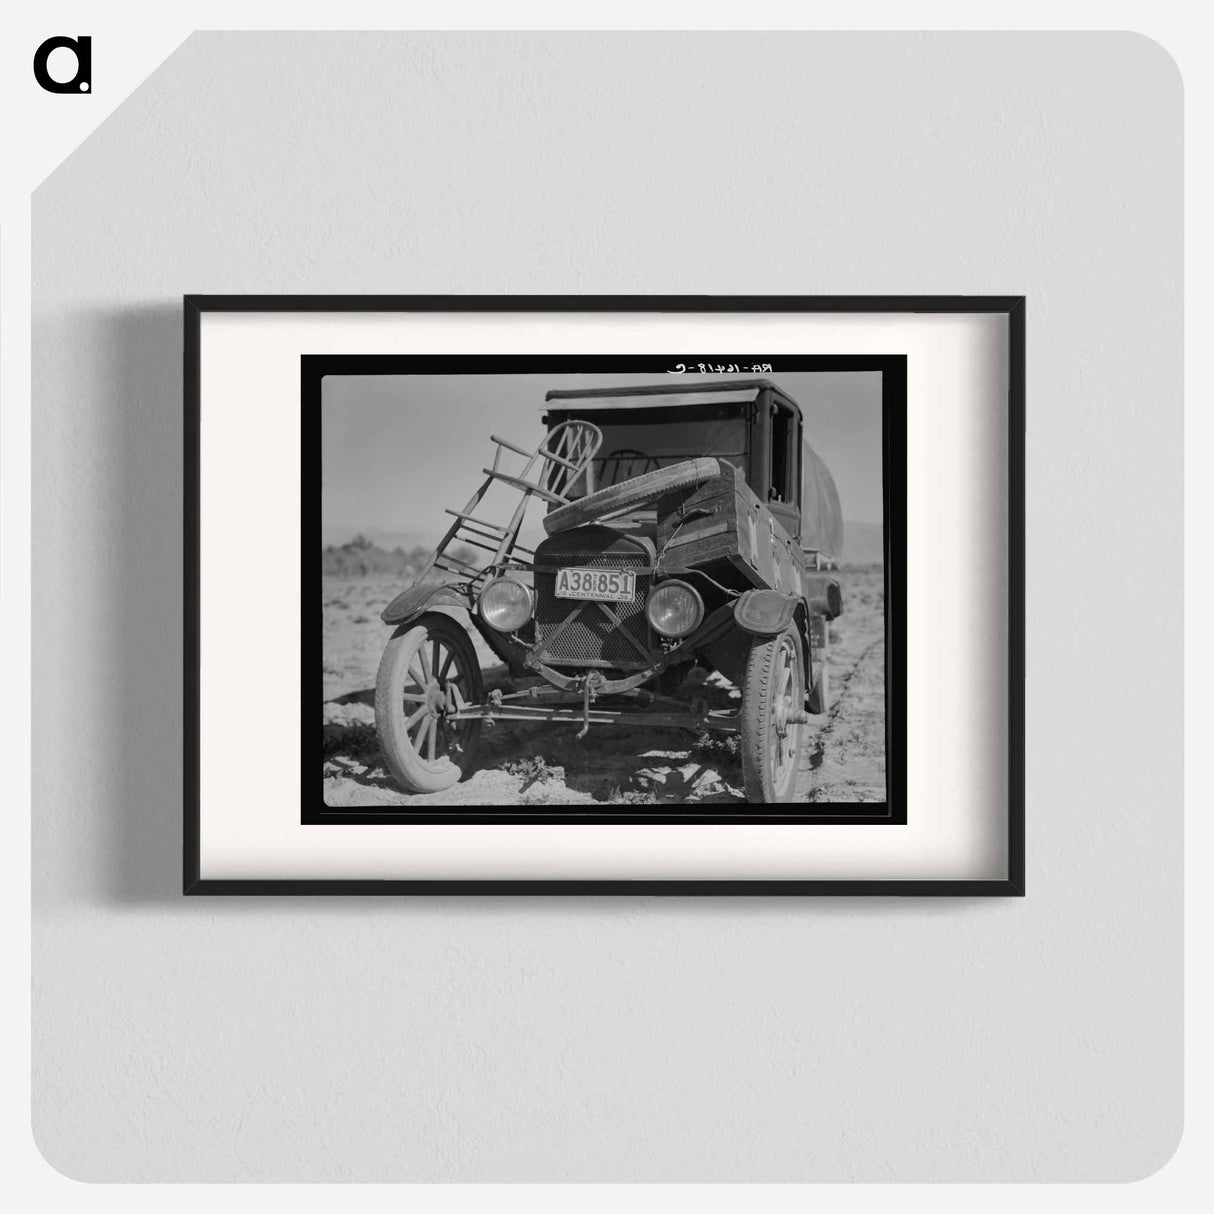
[185,296,1024,894]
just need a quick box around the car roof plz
[543,378,802,416]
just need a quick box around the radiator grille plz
[534,550,652,667]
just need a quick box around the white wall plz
[31,32,1182,1181]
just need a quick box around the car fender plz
[380,580,530,675]
[380,581,470,625]
[733,589,800,636]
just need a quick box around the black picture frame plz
[184,295,1025,896]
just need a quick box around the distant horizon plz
[321,519,887,569]
[320,519,886,548]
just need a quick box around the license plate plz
[555,567,636,602]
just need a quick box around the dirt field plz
[322,568,886,806]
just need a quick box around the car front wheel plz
[739,624,806,803]
[374,613,483,794]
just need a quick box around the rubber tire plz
[739,623,807,804]
[375,613,483,794]
[543,457,721,536]
[807,658,830,715]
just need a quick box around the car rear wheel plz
[805,613,831,714]
[374,613,483,794]
[739,624,806,803]
[807,660,830,714]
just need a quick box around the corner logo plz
[33,35,91,93]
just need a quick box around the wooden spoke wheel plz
[740,624,807,804]
[374,613,483,794]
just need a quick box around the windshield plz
[554,405,748,498]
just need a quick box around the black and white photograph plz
[186,296,1019,890]
[315,357,905,820]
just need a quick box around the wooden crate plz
[655,464,806,596]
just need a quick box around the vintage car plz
[374,379,844,803]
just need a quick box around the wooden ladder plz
[417,420,602,586]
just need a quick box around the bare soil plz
[322,569,887,806]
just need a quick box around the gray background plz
[32,33,1182,1181]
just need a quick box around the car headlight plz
[645,580,704,638]
[478,577,533,632]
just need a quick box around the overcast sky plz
[322,371,884,548]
